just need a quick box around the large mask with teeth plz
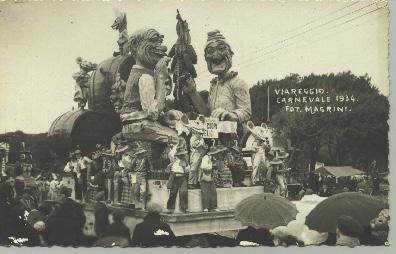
[204,30,234,76]
[129,28,167,70]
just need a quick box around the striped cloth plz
[121,183,133,204]
[85,185,99,203]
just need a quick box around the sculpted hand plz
[180,75,197,94]
[211,108,238,121]
[154,57,171,78]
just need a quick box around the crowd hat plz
[270,157,283,165]
[277,151,289,159]
[229,143,240,153]
[134,148,147,156]
[216,145,228,153]
[115,144,129,154]
[207,146,226,155]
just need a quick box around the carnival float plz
[46,10,297,237]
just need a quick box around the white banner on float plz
[202,118,238,139]
[203,117,219,139]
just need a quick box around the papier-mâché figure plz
[111,11,129,56]
[73,57,97,109]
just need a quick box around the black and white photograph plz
[0,0,391,248]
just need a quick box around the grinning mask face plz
[205,41,233,76]
[129,28,167,70]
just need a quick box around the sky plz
[0,0,389,134]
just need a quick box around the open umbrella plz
[305,192,388,233]
[234,193,298,229]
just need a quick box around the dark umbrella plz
[305,192,388,233]
[234,193,298,229]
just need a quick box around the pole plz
[267,85,270,122]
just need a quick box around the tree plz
[251,72,389,171]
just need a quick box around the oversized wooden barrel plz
[88,54,135,114]
[47,110,121,159]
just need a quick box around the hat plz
[74,149,82,155]
[206,30,233,54]
[247,121,268,141]
[270,157,283,165]
[27,209,45,227]
[277,151,289,159]
[146,202,163,214]
[337,215,363,237]
[207,146,223,155]
[175,147,188,156]
[102,149,114,157]
[216,145,228,153]
[229,144,240,153]
[115,144,129,153]
[113,209,125,222]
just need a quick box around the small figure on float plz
[110,73,127,114]
[268,152,290,197]
[225,142,247,187]
[73,57,97,110]
[200,147,219,212]
[111,10,129,56]
[211,145,233,188]
[186,116,207,188]
[276,150,291,197]
[129,148,149,209]
[168,9,198,114]
[166,146,189,213]
[247,121,271,185]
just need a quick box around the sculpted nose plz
[159,45,167,52]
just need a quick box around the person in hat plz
[130,148,149,209]
[131,202,176,247]
[275,150,290,197]
[199,147,218,212]
[48,173,63,201]
[63,152,78,173]
[119,151,133,206]
[269,157,286,196]
[121,148,149,209]
[187,123,207,188]
[101,209,131,243]
[212,145,233,188]
[166,146,189,213]
[74,148,92,202]
[248,122,272,185]
[225,143,247,187]
[336,215,363,247]
[93,191,110,237]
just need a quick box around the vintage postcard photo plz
[0,0,390,248]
